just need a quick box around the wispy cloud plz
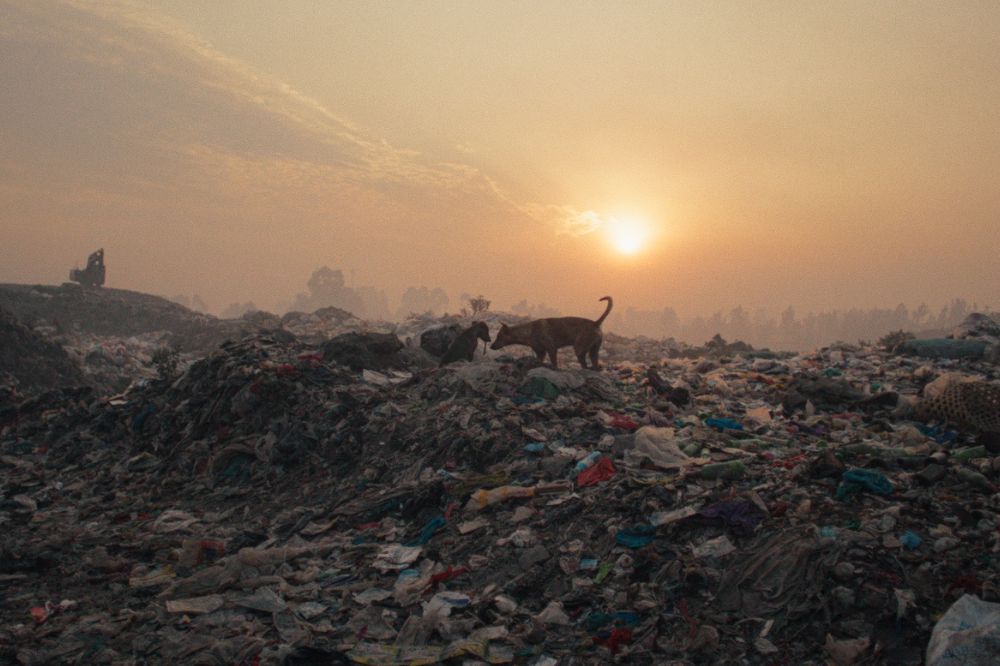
[519,203,606,236]
[2,0,605,240]
[0,0,504,209]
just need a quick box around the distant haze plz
[1,1,998,325]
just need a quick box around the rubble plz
[1,303,1000,664]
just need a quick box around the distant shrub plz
[469,295,491,315]
[878,329,915,351]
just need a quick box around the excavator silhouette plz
[69,248,105,287]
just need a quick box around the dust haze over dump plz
[2,2,1000,347]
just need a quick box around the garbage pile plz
[2,317,1000,664]
[0,284,249,354]
[897,312,1000,362]
[279,308,368,344]
[0,306,86,393]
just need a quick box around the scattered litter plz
[2,298,999,663]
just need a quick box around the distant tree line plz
[279,267,451,322]
[199,266,992,351]
[606,298,994,351]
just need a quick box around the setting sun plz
[607,215,651,255]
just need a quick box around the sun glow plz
[607,215,650,255]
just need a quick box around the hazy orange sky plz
[1,0,998,319]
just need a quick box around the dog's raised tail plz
[595,296,613,326]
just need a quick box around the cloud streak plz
[1,0,531,206]
[519,204,606,236]
[3,0,618,245]
[0,0,631,315]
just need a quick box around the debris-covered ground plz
[0,307,86,394]
[2,293,1000,665]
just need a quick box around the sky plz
[1,0,998,320]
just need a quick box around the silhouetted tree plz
[469,295,491,314]
[396,286,449,319]
[292,266,364,315]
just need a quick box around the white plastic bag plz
[926,594,1000,666]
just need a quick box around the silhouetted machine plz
[69,248,106,287]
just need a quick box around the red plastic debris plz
[29,605,50,624]
[578,457,616,487]
[595,627,634,654]
[608,414,639,431]
[771,453,807,469]
[429,565,469,586]
[276,363,298,378]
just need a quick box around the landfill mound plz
[0,307,86,393]
[3,320,1000,664]
[0,284,249,353]
[0,284,385,396]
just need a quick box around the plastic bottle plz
[953,446,988,461]
[573,451,602,475]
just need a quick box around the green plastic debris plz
[699,461,747,480]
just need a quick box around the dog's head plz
[490,323,511,350]
[472,321,491,343]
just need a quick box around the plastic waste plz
[926,594,1000,665]
[627,426,690,469]
[898,338,989,359]
[704,417,744,431]
[615,524,656,548]
[463,480,572,511]
[953,445,988,461]
[836,468,894,500]
[900,531,922,550]
[577,456,616,487]
[405,516,446,546]
[5,290,1000,664]
[573,451,602,474]
[699,460,747,480]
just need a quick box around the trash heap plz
[0,307,86,393]
[2,323,1000,664]
[278,308,368,344]
[0,284,242,354]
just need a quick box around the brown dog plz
[491,297,612,369]
[439,321,491,366]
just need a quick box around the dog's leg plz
[548,347,559,369]
[589,339,602,371]
[575,332,599,369]
[574,335,592,369]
